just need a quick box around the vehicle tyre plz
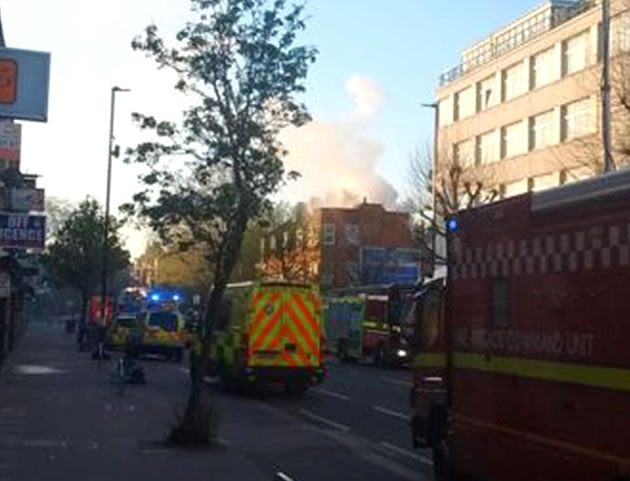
[433,440,454,481]
[374,343,387,367]
[173,349,184,363]
[284,381,306,398]
[337,340,349,363]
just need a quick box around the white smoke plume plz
[279,76,398,208]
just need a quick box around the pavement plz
[0,320,433,481]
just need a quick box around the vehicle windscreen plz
[114,316,136,328]
[148,311,179,332]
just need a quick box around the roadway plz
[0,321,433,481]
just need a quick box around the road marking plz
[381,377,413,388]
[311,387,350,401]
[299,409,350,432]
[274,472,295,481]
[372,405,409,421]
[176,368,219,384]
[22,439,60,448]
[379,441,433,466]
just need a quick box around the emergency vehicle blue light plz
[172,294,181,301]
[446,219,458,232]
[151,293,160,301]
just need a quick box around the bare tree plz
[552,30,630,178]
[406,141,498,273]
[257,205,320,283]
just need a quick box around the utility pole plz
[602,0,613,173]
[98,86,129,357]
[421,102,439,280]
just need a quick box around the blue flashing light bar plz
[446,218,458,232]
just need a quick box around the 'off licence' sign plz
[0,213,45,249]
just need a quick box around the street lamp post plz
[98,86,129,356]
[421,102,439,280]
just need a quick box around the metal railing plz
[438,0,596,87]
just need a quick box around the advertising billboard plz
[0,213,45,249]
[0,48,51,122]
[360,247,420,285]
[10,188,45,212]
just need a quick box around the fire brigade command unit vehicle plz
[411,170,630,481]
[208,281,325,394]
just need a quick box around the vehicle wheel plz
[173,349,183,363]
[433,440,454,481]
[284,381,306,398]
[337,340,349,363]
[374,343,386,366]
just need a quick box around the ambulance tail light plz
[241,332,250,363]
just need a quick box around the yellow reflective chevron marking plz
[412,352,447,368]
[413,351,630,393]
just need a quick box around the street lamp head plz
[421,102,438,109]
[112,86,131,93]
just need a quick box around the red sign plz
[89,296,113,326]
[0,59,17,104]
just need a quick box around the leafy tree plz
[44,196,75,243]
[125,0,317,443]
[43,199,130,326]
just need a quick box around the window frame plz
[561,97,593,141]
[323,223,336,246]
[529,109,555,151]
[490,278,511,328]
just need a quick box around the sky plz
[1,0,539,257]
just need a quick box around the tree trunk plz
[182,282,224,426]
[79,291,89,328]
[178,210,249,442]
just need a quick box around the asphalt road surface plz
[0,320,433,481]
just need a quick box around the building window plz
[438,97,451,127]
[269,235,276,250]
[344,223,359,245]
[529,110,554,151]
[530,172,560,192]
[454,86,474,120]
[561,166,593,184]
[491,279,510,328]
[504,179,528,197]
[561,97,593,141]
[454,138,474,168]
[453,91,460,121]
[562,30,589,76]
[323,223,335,246]
[612,11,630,54]
[346,262,360,284]
[475,130,497,165]
[500,121,525,159]
[502,62,525,101]
[476,75,496,112]
[530,47,554,89]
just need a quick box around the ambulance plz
[208,281,325,394]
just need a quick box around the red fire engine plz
[410,170,630,481]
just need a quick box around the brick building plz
[318,201,419,289]
[260,201,420,290]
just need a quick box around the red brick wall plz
[319,203,416,288]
